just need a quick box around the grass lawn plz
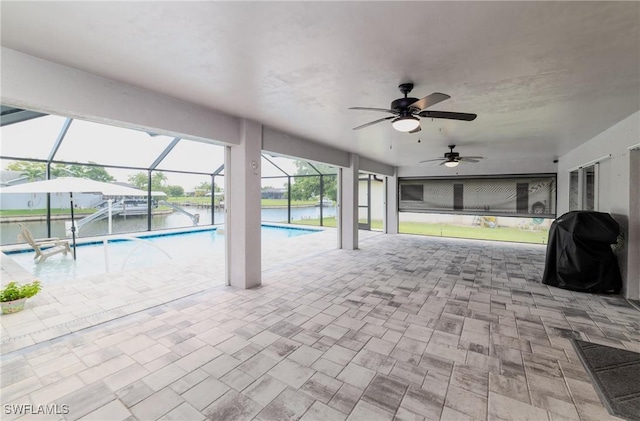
[0,208,97,217]
[2,206,174,217]
[167,197,218,205]
[400,222,548,244]
[166,197,318,207]
[291,217,383,229]
[292,216,336,227]
[261,199,317,207]
[291,217,547,244]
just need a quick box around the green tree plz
[54,163,115,181]
[166,185,184,197]
[128,172,149,190]
[194,181,211,197]
[194,181,222,196]
[127,171,170,193]
[151,172,167,191]
[50,163,72,178]
[59,164,84,178]
[7,161,114,182]
[289,161,337,201]
[6,161,46,181]
[290,177,319,201]
[78,163,115,182]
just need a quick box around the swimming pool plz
[5,225,321,284]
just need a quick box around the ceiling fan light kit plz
[391,116,420,132]
[350,83,477,132]
[420,145,484,167]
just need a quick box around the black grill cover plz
[542,211,622,293]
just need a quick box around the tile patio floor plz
[1,232,639,420]
[0,227,343,352]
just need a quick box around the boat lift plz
[159,200,200,225]
[69,199,200,235]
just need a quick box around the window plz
[453,184,464,211]
[569,164,599,211]
[584,165,597,211]
[569,170,579,211]
[516,183,529,214]
[398,175,556,217]
[0,115,69,160]
[400,184,424,202]
[55,119,174,168]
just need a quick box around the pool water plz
[6,225,320,284]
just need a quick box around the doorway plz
[358,172,371,230]
[630,147,640,300]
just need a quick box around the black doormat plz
[573,339,640,421]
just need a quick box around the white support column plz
[627,148,640,300]
[339,153,359,250]
[385,171,399,234]
[225,119,262,289]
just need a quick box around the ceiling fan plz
[420,145,484,168]
[349,83,477,133]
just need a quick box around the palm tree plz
[6,161,45,181]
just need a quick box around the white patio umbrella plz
[0,177,166,259]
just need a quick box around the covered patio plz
[1,227,346,353]
[1,2,639,421]
[1,233,638,420]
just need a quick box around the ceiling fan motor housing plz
[391,98,420,112]
[392,83,421,112]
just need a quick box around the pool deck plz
[1,226,356,354]
[0,231,637,420]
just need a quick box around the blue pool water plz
[6,225,320,284]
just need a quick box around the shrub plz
[0,281,42,302]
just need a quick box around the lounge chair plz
[17,224,71,263]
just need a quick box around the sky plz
[0,114,308,190]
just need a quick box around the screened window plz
[0,115,69,160]
[584,165,597,211]
[398,175,556,218]
[453,184,464,210]
[54,120,174,168]
[156,139,224,173]
[261,155,289,178]
[401,184,424,202]
[568,164,599,212]
[569,170,580,211]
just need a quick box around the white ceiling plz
[1,2,639,167]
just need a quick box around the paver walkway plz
[0,227,343,352]
[1,233,638,420]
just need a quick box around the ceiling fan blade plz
[419,110,477,121]
[459,158,480,163]
[419,158,445,163]
[461,156,484,159]
[349,107,396,114]
[409,125,421,134]
[409,92,450,111]
[352,116,394,130]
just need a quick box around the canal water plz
[1,205,337,245]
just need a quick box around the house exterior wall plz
[0,192,101,210]
[557,111,640,300]
[398,177,555,216]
